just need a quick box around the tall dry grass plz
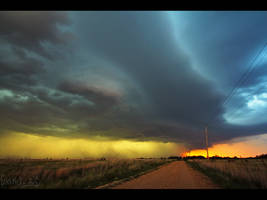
[0,158,170,189]
[190,159,267,188]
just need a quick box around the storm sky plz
[1,11,267,155]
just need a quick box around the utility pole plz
[205,126,209,159]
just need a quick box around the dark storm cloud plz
[58,80,120,112]
[0,11,77,137]
[72,11,226,146]
[0,51,44,85]
[171,11,267,91]
[0,84,118,137]
[0,11,226,148]
[0,11,72,91]
[0,11,72,59]
[0,52,44,92]
[0,56,42,76]
[1,11,267,150]
[166,11,267,145]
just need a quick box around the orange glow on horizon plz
[182,133,267,158]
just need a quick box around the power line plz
[221,44,267,107]
[201,43,267,155]
[203,43,267,154]
[211,47,267,126]
[206,43,267,127]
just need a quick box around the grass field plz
[186,159,267,189]
[0,158,171,189]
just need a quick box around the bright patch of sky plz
[224,83,267,125]
[0,89,29,103]
[247,94,267,109]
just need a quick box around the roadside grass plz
[0,158,172,189]
[186,159,267,189]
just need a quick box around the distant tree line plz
[137,154,267,160]
[183,154,267,160]
[255,154,267,159]
[167,156,182,160]
[183,156,206,160]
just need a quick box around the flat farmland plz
[0,158,171,189]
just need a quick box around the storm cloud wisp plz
[1,11,267,157]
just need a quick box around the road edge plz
[94,161,175,189]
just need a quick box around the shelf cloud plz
[1,11,267,156]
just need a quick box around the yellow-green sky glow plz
[0,132,186,158]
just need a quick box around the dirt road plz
[112,161,220,189]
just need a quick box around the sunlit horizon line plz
[0,131,267,159]
[182,146,267,158]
